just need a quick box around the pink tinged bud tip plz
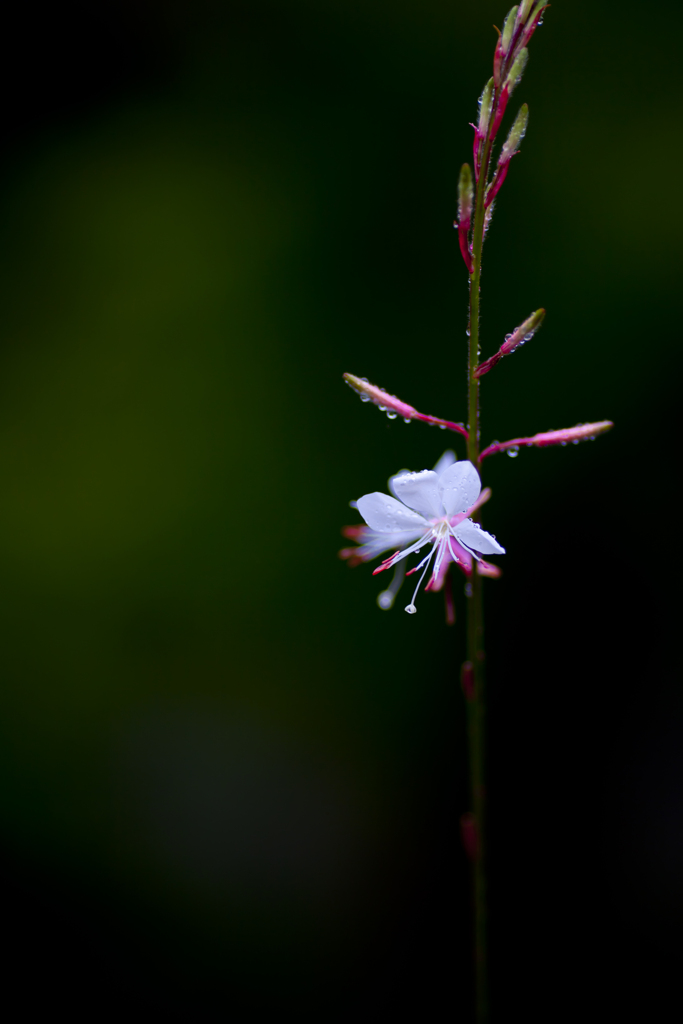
[343,373,469,439]
[480,420,614,460]
[460,812,480,862]
[519,3,550,49]
[475,308,545,377]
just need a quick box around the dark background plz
[0,1,680,1019]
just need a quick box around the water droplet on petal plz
[360,394,370,402]
[360,377,369,383]
[386,411,397,419]
[378,405,386,412]
[403,417,411,424]
[507,445,520,458]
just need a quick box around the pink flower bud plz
[343,373,469,438]
[525,421,615,447]
[519,2,549,49]
[499,307,545,355]
[343,373,417,419]
[475,309,545,376]
[480,420,614,460]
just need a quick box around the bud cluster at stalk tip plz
[487,1,548,150]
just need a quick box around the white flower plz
[355,454,505,614]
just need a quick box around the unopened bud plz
[529,420,614,448]
[343,373,470,439]
[500,307,545,355]
[503,46,528,96]
[458,163,474,228]
[343,373,417,420]
[530,0,547,22]
[477,78,495,140]
[499,103,529,164]
[516,0,534,26]
[520,2,549,49]
[479,420,614,461]
[500,6,519,55]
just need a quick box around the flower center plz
[431,517,452,540]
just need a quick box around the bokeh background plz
[0,1,681,1018]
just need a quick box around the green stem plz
[465,127,495,1024]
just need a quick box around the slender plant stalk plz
[465,103,497,1024]
[342,7,615,1020]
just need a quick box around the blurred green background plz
[0,1,681,1017]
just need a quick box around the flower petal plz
[351,526,426,561]
[454,519,505,555]
[392,470,444,517]
[439,461,481,516]
[432,449,457,477]
[357,492,428,533]
[388,469,410,499]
